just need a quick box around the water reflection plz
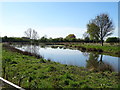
[86,53,114,72]
[82,52,89,57]
[24,45,40,55]
[86,53,99,70]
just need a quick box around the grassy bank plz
[2,44,120,88]
[63,43,120,57]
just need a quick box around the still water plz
[14,44,119,72]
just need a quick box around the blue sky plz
[1,2,118,38]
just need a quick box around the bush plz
[106,37,119,43]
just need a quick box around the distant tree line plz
[1,35,119,43]
[2,36,31,42]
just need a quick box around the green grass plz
[70,43,120,57]
[47,42,120,56]
[2,46,119,88]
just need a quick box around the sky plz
[0,2,118,38]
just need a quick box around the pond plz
[14,44,120,72]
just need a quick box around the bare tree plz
[24,28,39,40]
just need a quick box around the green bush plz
[106,37,119,43]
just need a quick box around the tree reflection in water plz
[24,45,40,55]
[86,53,114,72]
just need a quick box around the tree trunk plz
[102,40,103,46]
[101,39,103,46]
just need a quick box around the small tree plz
[66,34,76,38]
[87,14,114,46]
[65,34,76,42]
[40,36,48,42]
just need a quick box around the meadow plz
[1,44,120,88]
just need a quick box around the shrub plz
[106,37,119,43]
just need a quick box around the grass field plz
[64,43,120,57]
[1,45,120,88]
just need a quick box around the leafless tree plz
[24,28,39,40]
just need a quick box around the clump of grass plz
[46,66,56,72]
[63,79,69,85]
[63,47,67,49]
[80,84,91,88]
[97,63,114,72]
[63,73,73,80]
[59,46,63,49]
[10,61,17,64]
[38,74,49,79]
[69,81,80,87]
[51,46,58,48]
[39,58,46,63]
[47,58,51,62]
